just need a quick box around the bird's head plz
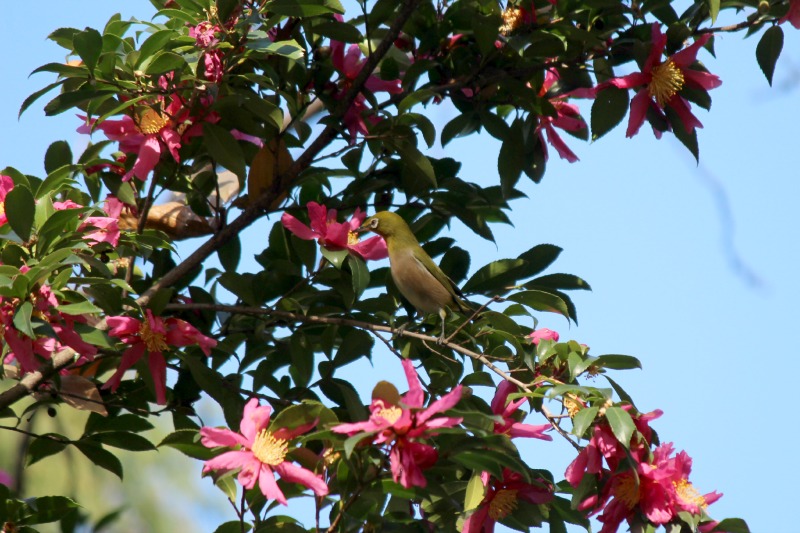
[357,211,412,239]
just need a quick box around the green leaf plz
[24,495,79,524]
[145,52,186,75]
[462,259,525,294]
[711,518,750,533]
[756,26,783,87]
[26,435,69,466]
[57,301,103,315]
[19,80,67,119]
[214,521,251,533]
[464,471,487,512]
[5,186,35,241]
[270,401,336,433]
[74,441,124,479]
[591,87,629,141]
[266,0,345,16]
[708,0,720,23]
[506,290,571,319]
[394,141,436,190]
[73,28,103,72]
[84,412,154,435]
[343,432,371,459]
[665,105,699,162]
[184,357,246,430]
[44,141,73,175]
[88,432,156,452]
[604,406,635,448]
[202,123,246,179]
[217,235,241,272]
[320,246,349,269]
[347,254,369,301]
[498,119,525,197]
[595,354,642,370]
[159,429,217,460]
[527,273,591,291]
[313,20,362,42]
[13,301,35,338]
[571,406,599,438]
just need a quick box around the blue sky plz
[2,1,798,531]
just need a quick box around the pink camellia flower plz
[535,70,591,163]
[594,443,722,533]
[202,49,224,82]
[78,216,120,247]
[103,309,217,404]
[281,202,388,260]
[332,359,463,488]
[565,406,662,489]
[190,21,220,48]
[77,79,209,181]
[490,380,552,440]
[0,174,15,226]
[463,468,554,533]
[52,198,121,247]
[0,470,12,487]
[605,23,721,137]
[200,398,329,505]
[781,0,800,28]
[330,39,403,143]
[529,328,559,345]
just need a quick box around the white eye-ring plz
[370,218,379,229]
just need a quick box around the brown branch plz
[0,348,76,411]
[164,302,582,450]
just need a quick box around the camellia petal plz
[258,465,287,505]
[274,461,329,497]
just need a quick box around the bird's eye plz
[370,218,379,229]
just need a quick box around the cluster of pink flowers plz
[333,359,463,488]
[565,406,722,532]
[281,201,388,260]
[462,381,554,531]
[535,70,594,163]
[190,21,224,82]
[329,38,403,143]
[104,309,217,404]
[200,398,329,504]
[1,270,98,375]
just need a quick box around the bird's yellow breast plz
[389,248,452,314]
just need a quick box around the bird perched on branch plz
[357,211,472,342]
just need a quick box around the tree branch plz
[164,302,582,451]
[0,348,76,411]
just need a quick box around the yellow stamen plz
[251,429,289,466]
[135,108,170,135]
[138,318,168,352]
[563,394,583,418]
[614,473,640,509]
[500,7,525,36]
[377,405,402,425]
[648,59,685,107]
[488,489,519,520]
[347,231,360,246]
[674,479,708,509]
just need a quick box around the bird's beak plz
[355,224,371,234]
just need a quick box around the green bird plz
[357,211,471,342]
